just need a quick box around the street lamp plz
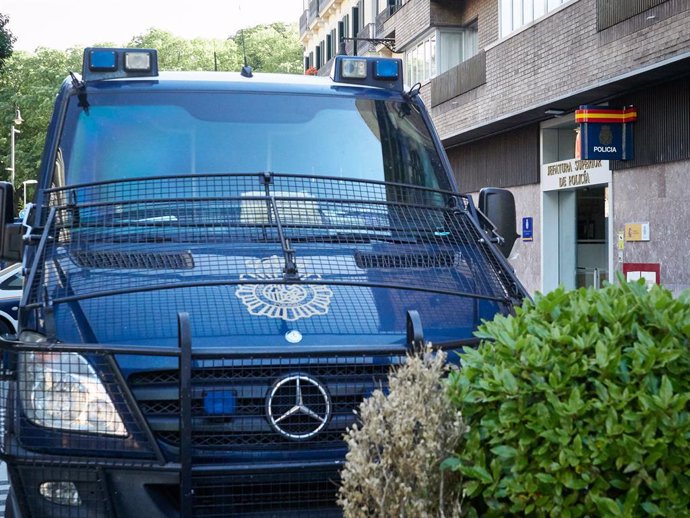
[6,107,23,188]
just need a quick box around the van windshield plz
[58,91,450,191]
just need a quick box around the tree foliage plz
[0,47,81,194]
[0,13,15,72]
[0,24,302,195]
[128,29,243,72]
[233,23,303,74]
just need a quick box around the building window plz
[389,0,403,16]
[343,14,350,39]
[406,33,435,86]
[499,0,569,37]
[404,23,478,86]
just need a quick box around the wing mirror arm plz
[478,187,519,259]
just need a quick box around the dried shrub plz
[338,346,466,518]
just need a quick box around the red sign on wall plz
[622,263,660,285]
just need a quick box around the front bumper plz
[0,321,416,518]
[7,459,343,518]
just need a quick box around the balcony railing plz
[319,0,335,16]
[597,0,665,31]
[375,1,403,34]
[430,51,487,107]
[299,10,309,36]
[318,56,335,76]
[308,0,319,25]
[356,23,377,55]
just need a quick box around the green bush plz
[445,279,690,518]
[338,347,465,518]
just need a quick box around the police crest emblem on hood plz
[236,256,333,321]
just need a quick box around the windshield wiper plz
[274,233,419,245]
[260,172,299,279]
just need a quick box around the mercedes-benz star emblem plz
[266,374,331,440]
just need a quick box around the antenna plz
[240,29,253,78]
[237,3,253,78]
[213,40,218,71]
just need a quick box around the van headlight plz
[19,351,128,437]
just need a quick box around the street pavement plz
[0,390,8,517]
[0,461,7,518]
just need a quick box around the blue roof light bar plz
[333,56,404,92]
[89,50,117,71]
[82,48,159,82]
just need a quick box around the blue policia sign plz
[576,106,637,161]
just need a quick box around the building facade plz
[300,0,690,296]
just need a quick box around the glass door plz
[575,186,608,288]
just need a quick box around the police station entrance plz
[574,186,608,288]
[540,117,613,293]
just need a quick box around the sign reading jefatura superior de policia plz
[541,159,610,192]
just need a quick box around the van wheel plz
[4,488,15,518]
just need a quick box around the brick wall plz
[387,0,479,50]
[463,0,497,49]
[430,1,467,27]
[427,0,690,142]
[386,0,432,49]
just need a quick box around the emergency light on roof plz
[333,56,404,92]
[82,48,159,82]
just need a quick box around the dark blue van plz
[0,48,527,517]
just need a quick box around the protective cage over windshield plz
[24,173,521,346]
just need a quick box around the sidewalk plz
[0,384,8,517]
[0,461,7,518]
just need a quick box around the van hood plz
[50,244,510,348]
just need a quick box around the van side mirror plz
[0,182,23,262]
[478,187,518,258]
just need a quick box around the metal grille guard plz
[21,173,524,319]
[0,311,429,517]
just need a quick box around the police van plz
[0,48,527,517]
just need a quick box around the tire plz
[4,488,16,518]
